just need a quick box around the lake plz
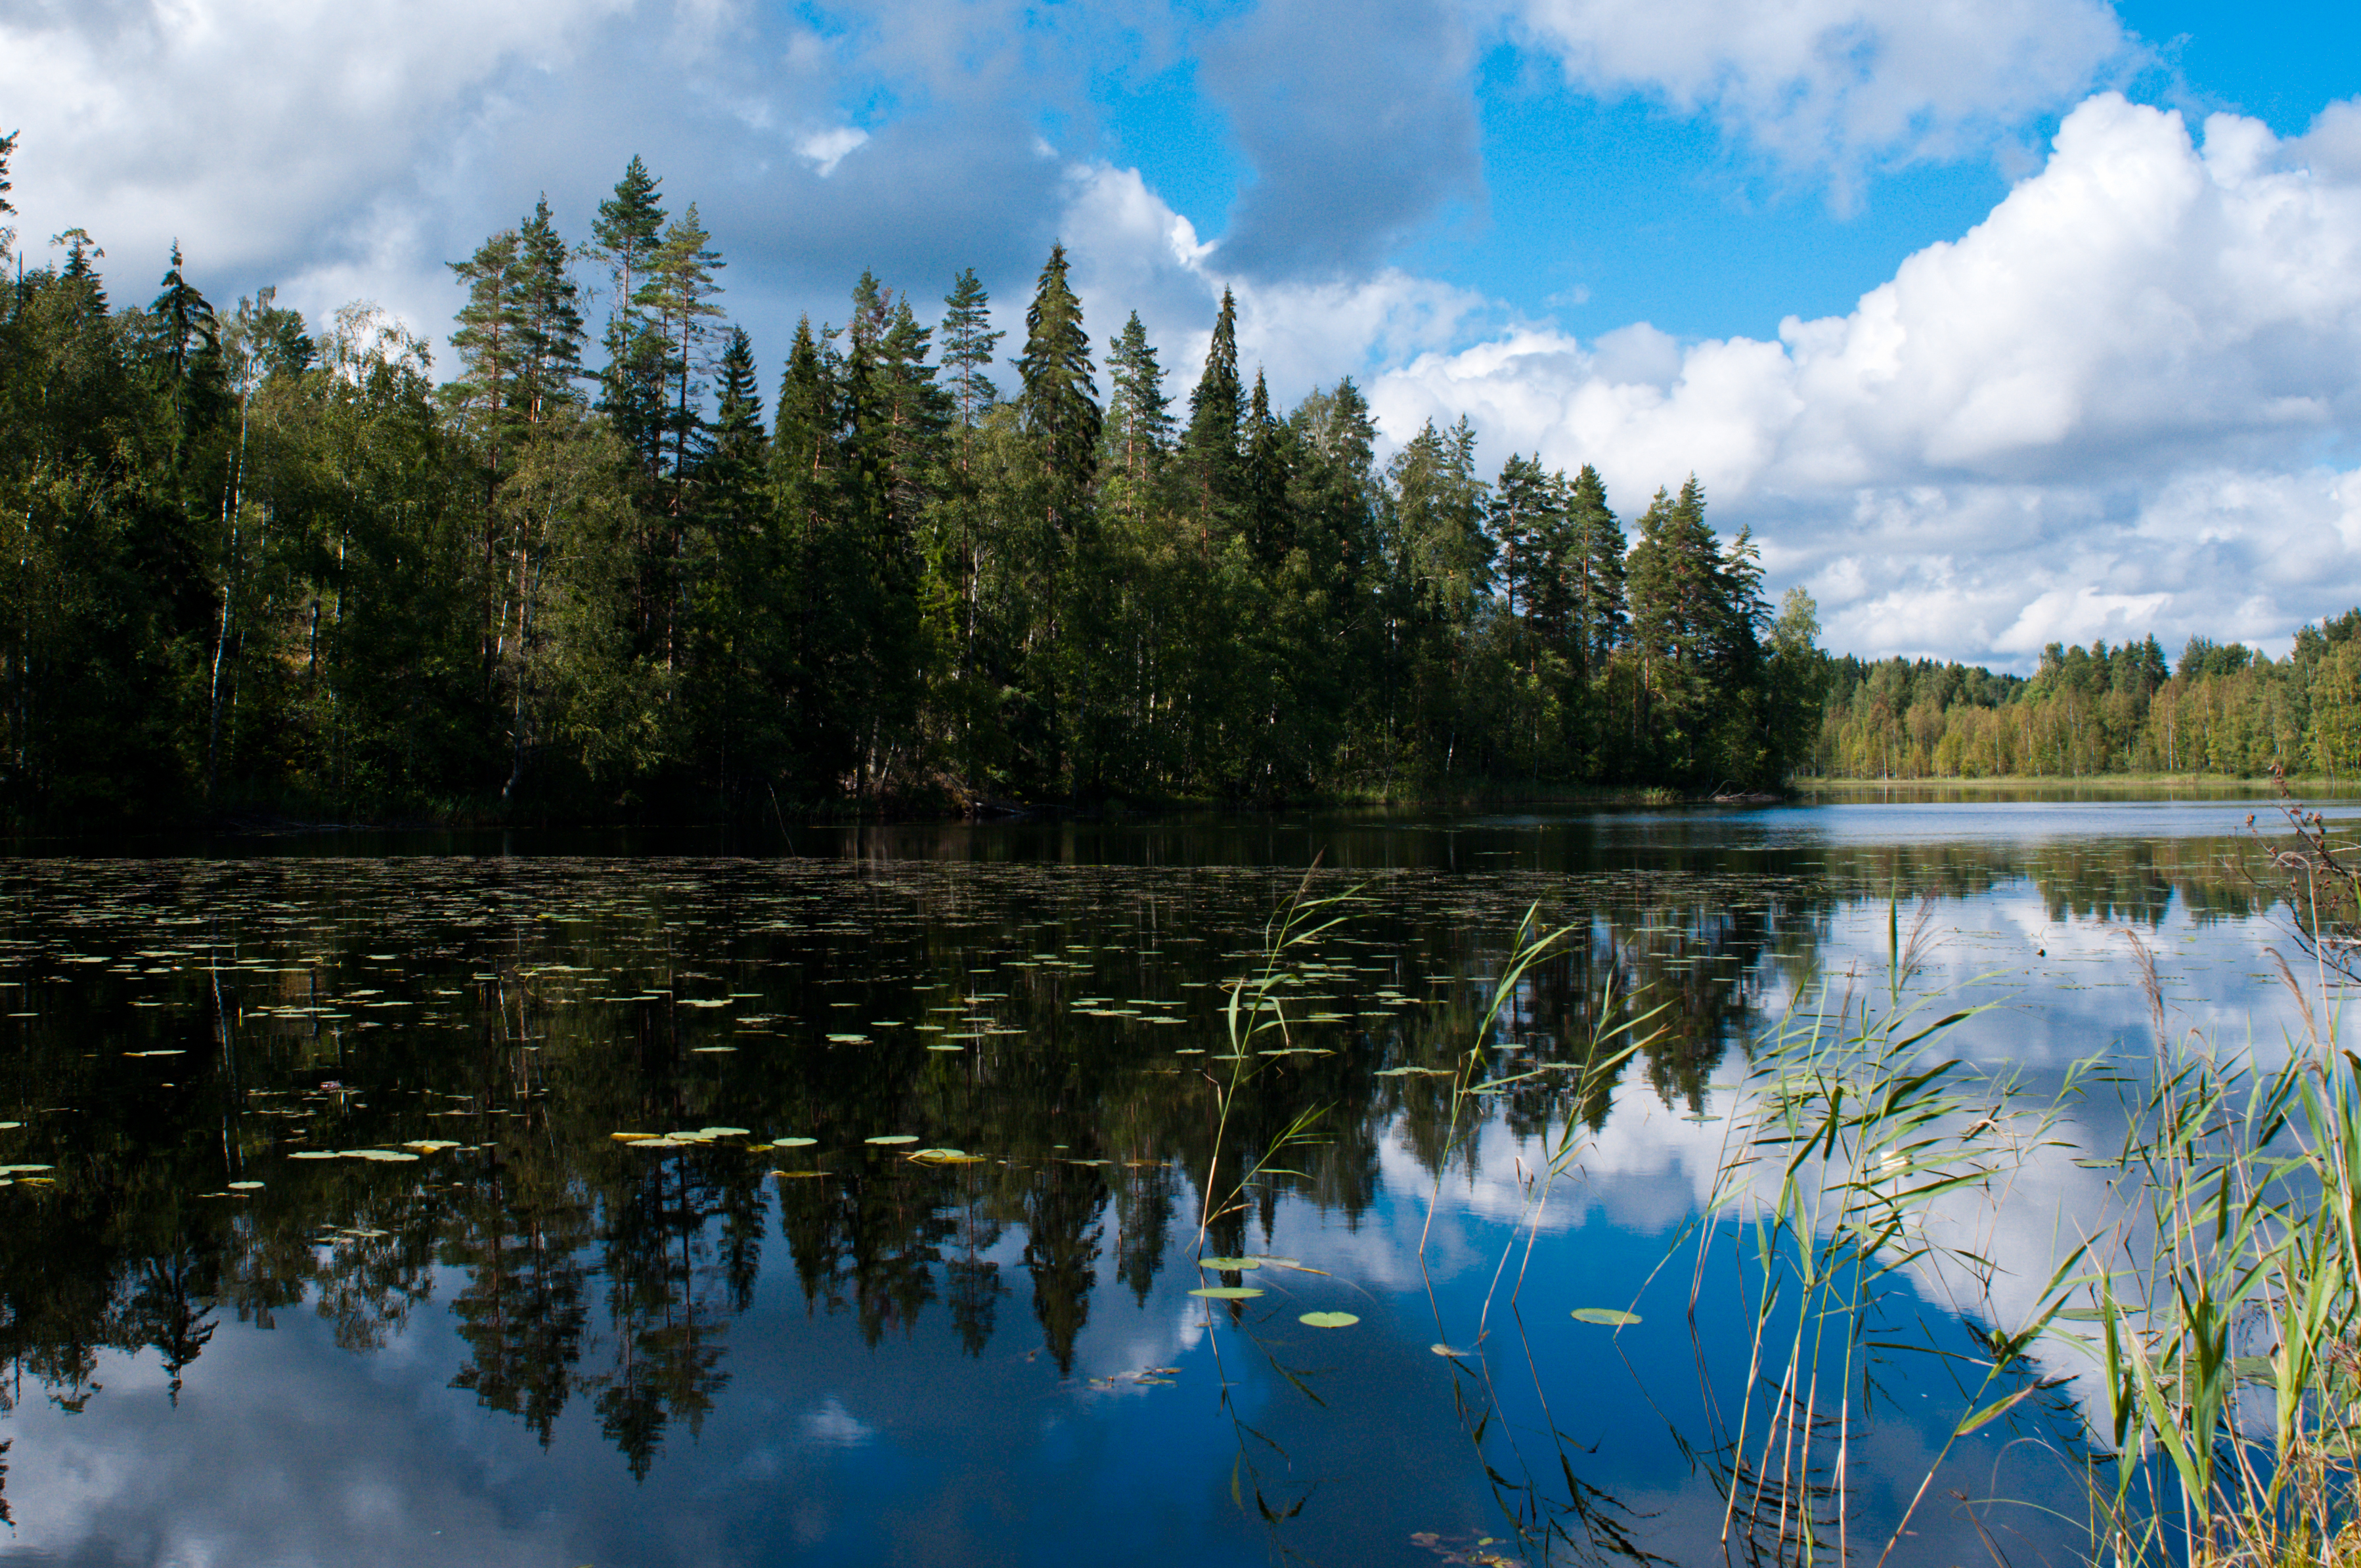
[0,795,2345,1567]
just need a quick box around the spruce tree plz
[0,129,16,257]
[1183,288,1242,542]
[514,196,585,427]
[1103,310,1172,483]
[145,243,225,442]
[1014,242,1099,494]
[1245,369,1291,565]
[1565,464,1626,673]
[706,326,766,492]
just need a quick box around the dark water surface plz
[0,798,2347,1567]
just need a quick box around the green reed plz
[1683,898,2095,1568]
[2060,939,2361,1568]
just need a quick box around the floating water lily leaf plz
[0,1122,18,1131]
[351,1149,419,1162]
[1187,1286,1264,1299]
[690,1045,737,1053]
[771,1169,826,1179]
[0,1164,53,1173]
[288,1151,339,1160]
[1571,1308,1641,1326]
[772,1137,818,1148]
[611,1132,655,1142]
[1430,1343,1470,1357]
[909,1148,984,1164]
[678,998,732,1008]
[402,1140,460,1152]
[865,1134,919,1145]
[1298,1311,1359,1328]
[697,1127,751,1138]
[1197,1256,1261,1270]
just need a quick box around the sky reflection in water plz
[0,799,2339,1566]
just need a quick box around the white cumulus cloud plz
[1365,94,2361,665]
[1507,0,2132,196]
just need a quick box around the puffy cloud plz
[1366,95,2361,664]
[1507,0,2130,196]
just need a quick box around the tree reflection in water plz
[0,828,2291,1537]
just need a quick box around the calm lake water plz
[0,795,2349,1567]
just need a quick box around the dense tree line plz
[0,145,1822,825]
[1812,611,2361,781]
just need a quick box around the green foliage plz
[1813,620,2361,781]
[0,177,1853,825]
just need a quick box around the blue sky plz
[6,0,2361,668]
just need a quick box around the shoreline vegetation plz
[5,133,2352,831]
[0,141,1823,832]
[1807,617,2361,785]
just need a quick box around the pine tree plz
[634,202,725,493]
[447,227,525,478]
[1489,454,1554,624]
[49,229,105,315]
[939,267,1002,431]
[592,157,669,476]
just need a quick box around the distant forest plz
[0,143,1825,826]
[1813,614,2361,782]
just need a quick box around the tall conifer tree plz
[592,157,669,477]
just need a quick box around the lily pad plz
[1298,1311,1359,1328]
[865,1134,919,1145]
[909,1148,984,1164]
[1430,1343,1471,1357]
[1187,1286,1265,1299]
[228,1180,265,1190]
[1571,1308,1641,1326]
[1197,1256,1262,1270]
[697,1127,751,1138]
[771,1137,818,1148]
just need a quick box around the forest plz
[0,142,1824,827]
[1811,612,2361,781]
